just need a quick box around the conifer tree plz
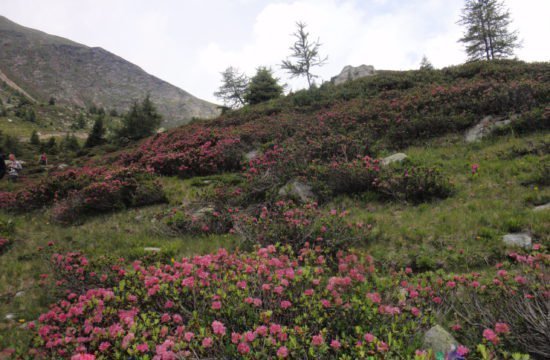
[458,0,520,61]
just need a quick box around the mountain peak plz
[0,15,219,127]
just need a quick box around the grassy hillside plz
[0,60,548,359]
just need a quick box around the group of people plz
[0,152,24,182]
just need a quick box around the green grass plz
[0,131,548,349]
[336,132,550,271]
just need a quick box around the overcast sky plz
[2,0,549,103]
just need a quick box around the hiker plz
[0,151,6,180]
[7,153,22,182]
[39,152,48,166]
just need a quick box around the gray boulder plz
[245,150,259,161]
[193,206,215,219]
[503,233,532,249]
[533,203,550,212]
[423,325,457,354]
[465,115,514,143]
[331,65,375,86]
[278,180,315,203]
[382,153,408,166]
[143,247,161,252]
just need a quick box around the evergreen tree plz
[116,95,162,141]
[73,113,87,130]
[25,108,36,122]
[62,133,80,152]
[30,130,41,146]
[0,98,6,116]
[419,55,434,70]
[85,115,106,148]
[244,67,283,105]
[45,137,58,155]
[48,96,56,106]
[458,0,520,61]
[281,21,327,88]
[214,67,249,109]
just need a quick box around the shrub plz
[232,201,369,257]
[377,166,454,204]
[50,169,166,224]
[164,205,234,235]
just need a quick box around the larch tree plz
[281,21,328,88]
[214,67,249,109]
[458,0,520,61]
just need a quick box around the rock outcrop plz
[464,115,515,143]
[331,65,375,85]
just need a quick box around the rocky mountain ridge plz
[0,15,219,128]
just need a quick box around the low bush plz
[50,170,166,224]
[232,201,370,256]
[28,243,545,359]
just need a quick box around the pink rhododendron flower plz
[202,337,213,348]
[237,342,250,354]
[483,329,499,344]
[457,345,469,356]
[495,322,510,334]
[330,339,341,350]
[99,342,110,352]
[212,320,226,336]
[136,343,149,353]
[312,334,324,346]
[277,346,289,358]
[364,333,375,343]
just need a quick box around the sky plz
[2,0,549,104]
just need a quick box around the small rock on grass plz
[502,233,532,249]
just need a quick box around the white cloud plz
[2,0,550,104]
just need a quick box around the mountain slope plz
[0,15,219,128]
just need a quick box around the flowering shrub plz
[232,201,370,256]
[31,246,435,359]
[50,169,166,224]
[0,237,12,255]
[376,166,454,203]
[28,243,544,359]
[439,247,550,359]
[118,126,243,177]
[163,205,234,235]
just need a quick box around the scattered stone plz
[533,203,550,212]
[15,291,25,298]
[423,325,457,355]
[245,150,259,161]
[278,180,316,203]
[143,247,161,252]
[331,65,375,85]
[465,115,515,143]
[57,163,69,170]
[503,233,532,249]
[193,206,215,219]
[4,313,15,321]
[134,215,143,221]
[382,153,408,166]
[7,118,12,123]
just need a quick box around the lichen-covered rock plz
[382,153,408,166]
[503,233,532,249]
[423,325,457,355]
[278,180,315,203]
[331,65,375,85]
